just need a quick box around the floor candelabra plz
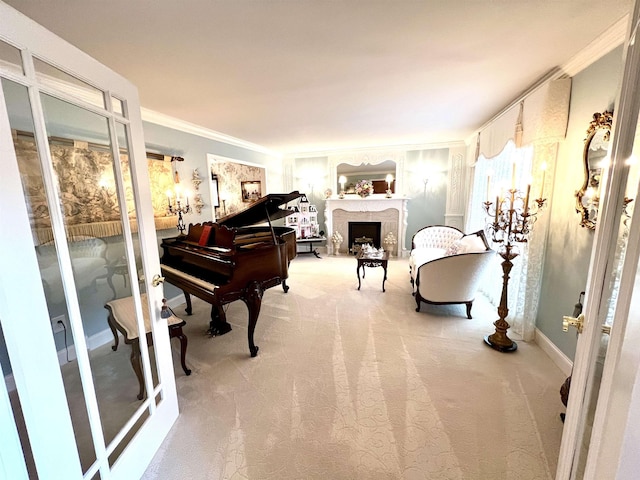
[483,185,546,352]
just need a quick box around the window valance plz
[477,78,571,160]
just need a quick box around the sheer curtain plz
[467,140,534,329]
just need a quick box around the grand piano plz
[160,191,302,357]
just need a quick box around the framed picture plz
[210,172,220,207]
[241,180,261,203]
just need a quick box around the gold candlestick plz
[483,186,546,352]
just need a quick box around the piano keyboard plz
[160,264,219,293]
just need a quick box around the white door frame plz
[0,3,179,478]
[556,1,640,477]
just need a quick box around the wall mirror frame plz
[328,151,405,197]
[576,111,613,229]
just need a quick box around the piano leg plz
[282,280,290,293]
[208,304,232,337]
[243,281,264,357]
[183,291,193,315]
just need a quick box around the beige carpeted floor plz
[139,254,566,480]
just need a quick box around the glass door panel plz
[37,92,156,454]
[0,5,178,477]
[0,39,23,76]
[0,324,34,479]
[33,57,105,110]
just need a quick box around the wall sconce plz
[339,175,347,198]
[385,174,394,198]
[192,168,202,191]
[193,194,205,214]
[422,176,430,197]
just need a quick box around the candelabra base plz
[484,331,518,352]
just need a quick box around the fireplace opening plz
[348,221,381,255]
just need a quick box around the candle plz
[524,183,531,215]
[166,189,172,208]
[540,163,547,198]
[486,175,491,202]
[494,195,499,223]
[511,162,516,189]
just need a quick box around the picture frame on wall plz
[241,180,261,203]
[210,172,220,207]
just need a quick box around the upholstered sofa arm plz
[414,250,495,317]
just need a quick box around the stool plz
[105,293,191,400]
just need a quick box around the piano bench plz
[105,293,192,400]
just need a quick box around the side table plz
[356,250,389,292]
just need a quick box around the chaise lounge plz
[409,225,495,318]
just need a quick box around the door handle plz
[563,313,585,334]
[151,274,165,287]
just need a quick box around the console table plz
[356,250,389,292]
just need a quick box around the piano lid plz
[216,191,303,228]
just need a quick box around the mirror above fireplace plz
[337,159,396,194]
[329,151,405,197]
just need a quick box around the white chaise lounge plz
[409,225,495,318]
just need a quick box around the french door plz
[557,1,640,477]
[0,4,178,479]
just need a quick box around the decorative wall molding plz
[325,196,409,256]
[143,108,281,157]
[561,15,628,77]
[445,150,467,229]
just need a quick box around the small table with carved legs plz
[356,250,389,292]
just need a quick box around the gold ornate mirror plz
[576,111,613,229]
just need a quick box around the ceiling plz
[4,1,633,155]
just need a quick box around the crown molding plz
[141,108,282,158]
[561,14,629,77]
[288,140,466,159]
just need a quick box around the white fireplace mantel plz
[324,195,409,256]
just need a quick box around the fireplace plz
[324,197,409,257]
[348,221,381,254]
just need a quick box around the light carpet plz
[142,254,565,480]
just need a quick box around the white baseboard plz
[535,328,573,377]
[4,325,120,393]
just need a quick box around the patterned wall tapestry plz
[14,134,175,244]
[210,160,267,218]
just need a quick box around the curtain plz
[465,78,569,342]
[468,141,533,311]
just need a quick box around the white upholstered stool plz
[105,293,191,400]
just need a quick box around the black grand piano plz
[160,191,302,357]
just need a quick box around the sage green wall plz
[536,46,623,359]
[404,148,449,246]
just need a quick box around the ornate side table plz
[356,250,389,292]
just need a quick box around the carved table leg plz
[171,326,192,376]
[107,314,120,351]
[130,339,145,400]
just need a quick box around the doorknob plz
[151,274,165,287]
[563,313,585,334]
